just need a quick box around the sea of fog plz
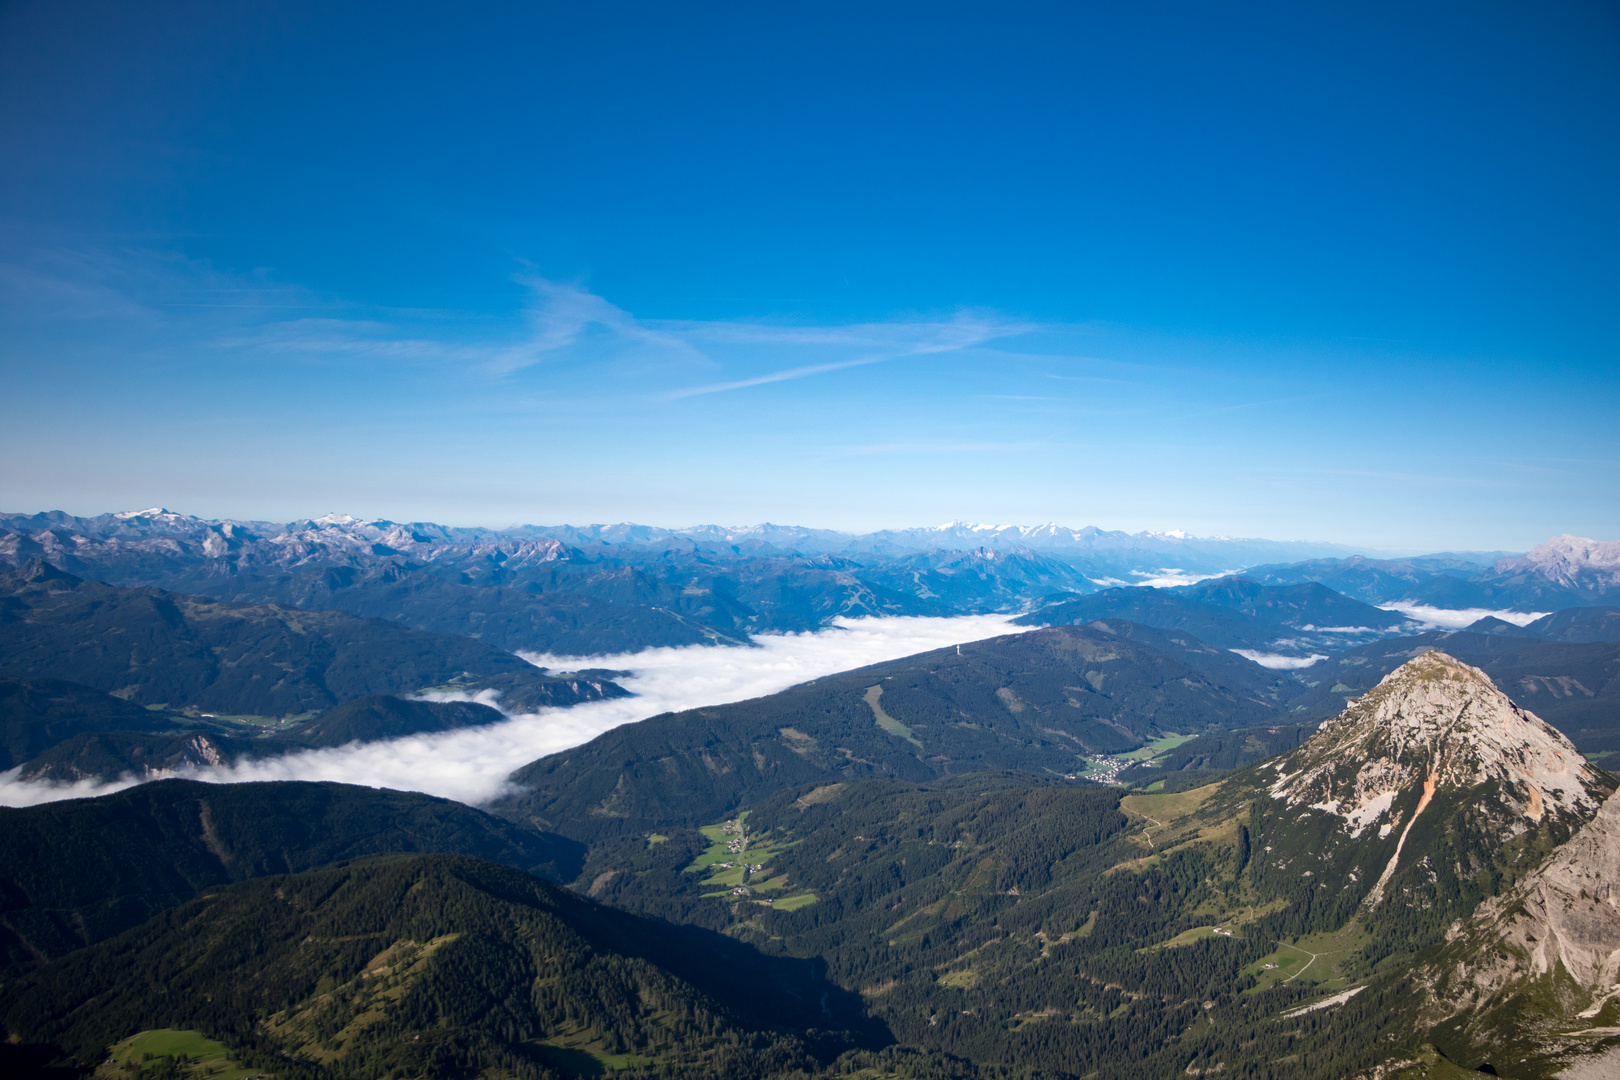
[0,614,1030,809]
[0,599,1554,810]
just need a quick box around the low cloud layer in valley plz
[0,614,1029,809]
[1229,649,1330,670]
[1378,602,1549,630]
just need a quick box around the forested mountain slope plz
[1,653,1614,1079]
[1465,605,1620,643]
[0,559,623,719]
[1018,576,1412,654]
[1246,537,1620,611]
[0,779,584,975]
[0,854,881,1080]
[0,678,196,771]
[499,622,1295,841]
[12,695,511,783]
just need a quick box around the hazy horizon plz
[2,503,1561,560]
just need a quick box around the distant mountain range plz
[1,508,1373,565]
[1245,534,1620,611]
[1016,576,1413,656]
[1,506,1617,1079]
[5,508,1613,659]
[3,515,1616,788]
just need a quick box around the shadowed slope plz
[0,779,585,975]
[0,854,883,1079]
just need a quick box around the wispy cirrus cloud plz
[216,275,1033,391]
[5,248,1034,398]
[663,356,890,398]
[656,311,1033,397]
[484,277,706,374]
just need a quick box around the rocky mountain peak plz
[7,557,81,588]
[1493,534,1620,595]
[1269,651,1603,839]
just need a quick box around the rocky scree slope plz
[1405,786,1620,1077]
[1246,651,1610,930]
[1279,630,1620,758]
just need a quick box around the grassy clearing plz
[264,935,460,1062]
[1244,923,1373,992]
[1119,782,1218,823]
[770,892,818,911]
[536,1037,656,1075]
[1139,925,1239,951]
[864,685,922,748]
[646,833,669,846]
[107,1030,257,1080]
[684,814,810,909]
[750,873,791,892]
[794,782,845,807]
[1111,783,1227,869]
[683,813,751,873]
[1119,733,1194,762]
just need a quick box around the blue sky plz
[1,1,1616,551]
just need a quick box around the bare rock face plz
[1502,791,1620,997]
[1434,788,1620,1003]
[1268,650,1602,844]
[1406,788,1620,1077]
[1237,651,1610,927]
[1493,534,1620,600]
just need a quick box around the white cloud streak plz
[202,273,1031,394]
[662,356,890,398]
[1229,650,1330,670]
[0,614,1030,810]
[1126,568,1237,588]
[1377,602,1549,630]
[7,252,1031,400]
[485,278,707,375]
